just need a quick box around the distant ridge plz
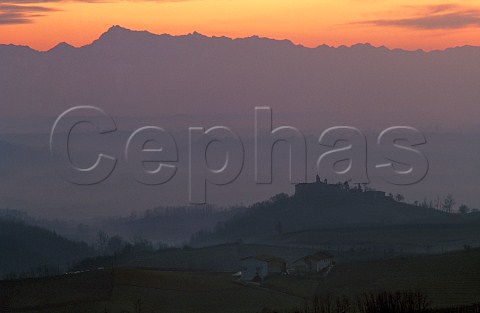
[48,42,75,53]
[6,25,480,53]
[0,26,480,127]
[2,24,480,132]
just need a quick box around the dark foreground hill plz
[2,249,479,312]
[0,218,95,277]
[191,180,451,245]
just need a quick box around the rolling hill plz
[191,182,452,245]
[0,218,95,277]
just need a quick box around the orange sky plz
[1,0,480,51]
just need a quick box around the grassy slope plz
[78,243,318,272]
[265,248,480,308]
[5,249,480,312]
[19,269,303,313]
[267,222,480,252]
[94,223,480,271]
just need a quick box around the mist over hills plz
[2,24,480,313]
[1,26,480,219]
[1,130,480,220]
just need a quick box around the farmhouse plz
[240,255,286,281]
[292,252,334,275]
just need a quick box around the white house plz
[240,255,286,281]
[292,252,334,275]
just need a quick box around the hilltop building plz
[294,175,387,200]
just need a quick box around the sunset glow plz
[2,0,480,51]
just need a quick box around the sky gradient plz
[2,1,480,51]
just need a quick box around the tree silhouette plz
[395,194,405,202]
[459,204,470,214]
[275,222,283,235]
[96,230,110,253]
[442,195,456,213]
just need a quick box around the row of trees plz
[94,230,169,256]
[414,194,478,214]
[368,192,477,214]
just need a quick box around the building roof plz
[293,251,334,264]
[310,251,334,260]
[242,254,285,264]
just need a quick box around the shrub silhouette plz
[356,291,429,313]
[286,291,430,313]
